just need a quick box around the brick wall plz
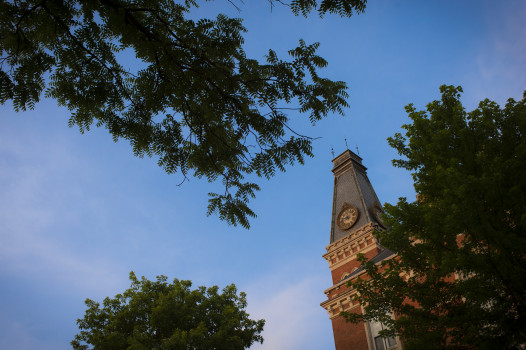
[331,308,370,350]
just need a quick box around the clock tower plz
[320,150,399,350]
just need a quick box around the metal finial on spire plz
[344,138,349,150]
[331,147,335,159]
[356,146,360,155]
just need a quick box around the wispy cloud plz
[245,264,333,350]
[0,129,126,295]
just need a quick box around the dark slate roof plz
[343,248,396,282]
[330,149,384,243]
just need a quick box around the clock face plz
[370,205,385,228]
[337,204,359,230]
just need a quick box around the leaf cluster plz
[71,272,265,350]
[286,0,366,17]
[345,86,526,349]
[0,0,366,227]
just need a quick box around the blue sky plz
[1,1,525,349]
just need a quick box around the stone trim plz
[323,225,379,270]
[333,161,353,177]
[332,149,365,173]
[320,289,360,319]
[327,244,379,271]
[341,272,350,281]
[323,252,399,299]
[325,223,377,254]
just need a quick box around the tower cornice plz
[323,223,382,270]
[320,288,361,319]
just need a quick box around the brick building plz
[320,150,401,350]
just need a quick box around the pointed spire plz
[329,149,382,243]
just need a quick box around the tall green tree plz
[0,0,365,228]
[71,272,265,350]
[343,86,526,349]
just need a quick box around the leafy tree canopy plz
[344,86,526,349]
[0,0,366,228]
[72,272,264,350]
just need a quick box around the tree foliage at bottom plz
[343,86,526,350]
[72,272,264,350]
